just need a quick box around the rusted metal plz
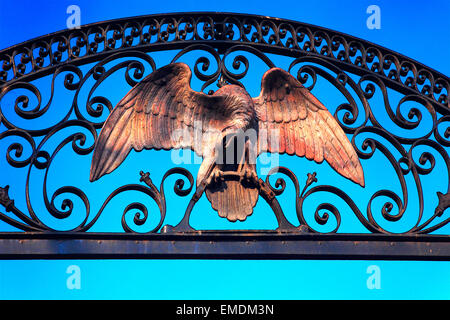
[0,232,449,260]
[0,12,449,260]
[89,63,363,221]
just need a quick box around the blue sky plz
[0,0,449,299]
[1,0,449,76]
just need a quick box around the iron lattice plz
[0,12,449,259]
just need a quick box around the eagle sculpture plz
[90,63,364,222]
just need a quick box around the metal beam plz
[0,232,449,260]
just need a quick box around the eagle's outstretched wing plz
[253,68,365,187]
[90,63,228,182]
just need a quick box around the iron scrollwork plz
[0,12,449,236]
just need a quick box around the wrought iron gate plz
[0,12,449,259]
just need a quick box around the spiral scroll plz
[0,13,448,234]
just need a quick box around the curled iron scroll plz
[0,13,448,234]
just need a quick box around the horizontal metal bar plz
[0,232,449,260]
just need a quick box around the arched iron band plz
[0,12,448,114]
[0,12,449,240]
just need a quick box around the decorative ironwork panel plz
[0,12,449,259]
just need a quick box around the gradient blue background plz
[0,0,449,299]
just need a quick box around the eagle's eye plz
[284,83,290,94]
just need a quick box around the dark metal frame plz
[0,12,449,259]
[1,232,449,260]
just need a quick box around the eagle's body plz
[90,63,364,222]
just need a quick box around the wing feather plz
[254,68,364,187]
[90,63,229,181]
[295,120,305,157]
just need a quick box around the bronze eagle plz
[90,63,364,222]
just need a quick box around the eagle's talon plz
[251,171,258,183]
[216,170,224,183]
[241,168,258,186]
[207,168,224,186]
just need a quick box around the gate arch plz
[0,12,449,259]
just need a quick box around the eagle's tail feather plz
[205,161,258,222]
